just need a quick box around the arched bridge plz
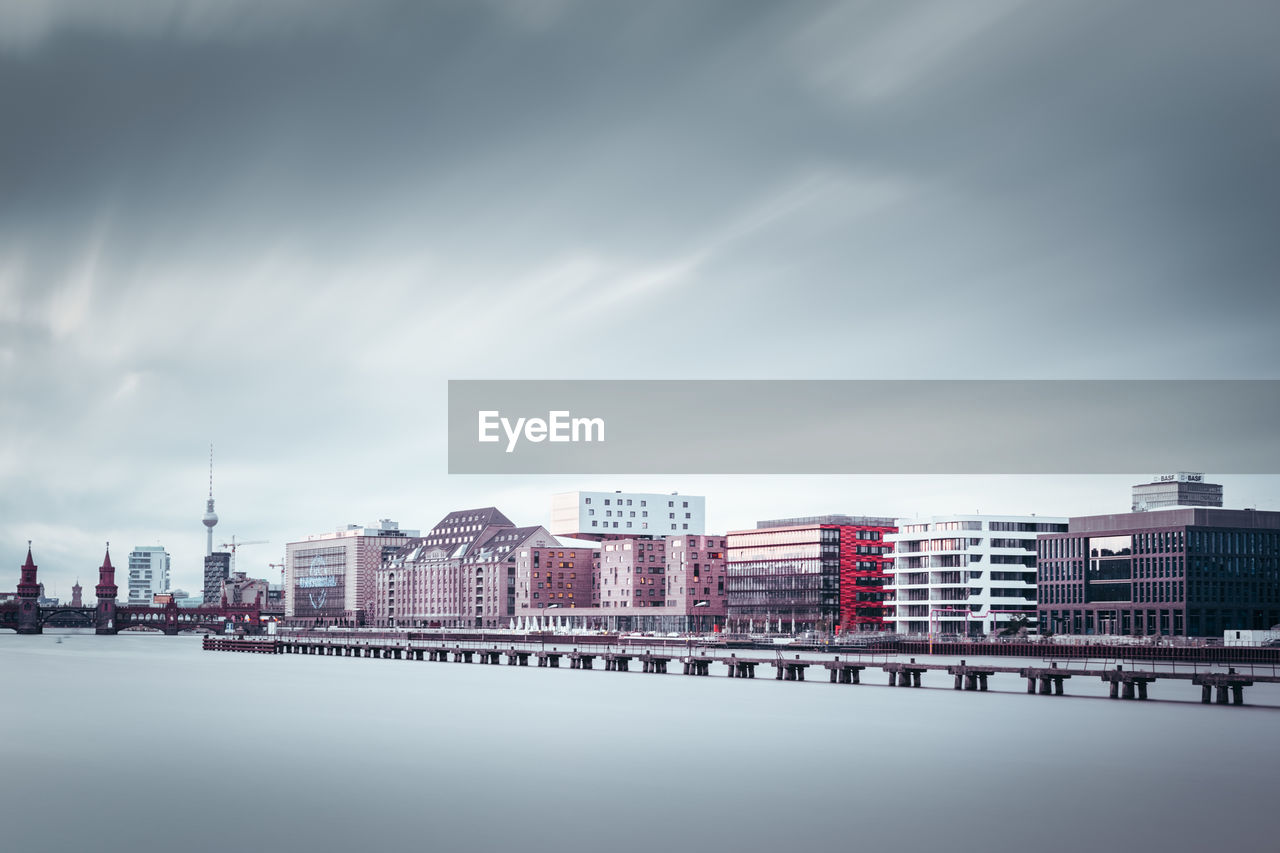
[0,600,265,635]
[4,544,267,635]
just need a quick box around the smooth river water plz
[2,632,1277,853]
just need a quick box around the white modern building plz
[550,490,705,539]
[886,515,1067,636]
[127,545,171,605]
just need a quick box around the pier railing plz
[204,635,1280,707]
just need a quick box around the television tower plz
[203,443,219,556]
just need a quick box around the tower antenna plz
[202,443,219,557]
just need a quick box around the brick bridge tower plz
[95,544,118,635]
[16,542,42,635]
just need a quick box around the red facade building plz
[727,516,896,634]
[835,523,897,631]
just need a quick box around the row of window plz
[586,497,690,508]
[591,521,689,530]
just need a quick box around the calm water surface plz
[2,633,1277,853]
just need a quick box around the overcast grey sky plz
[2,0,1278,597]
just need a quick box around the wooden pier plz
[202,636,1280,707]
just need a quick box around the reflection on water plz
[2,633,1276,853]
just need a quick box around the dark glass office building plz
[1037,509,1280,637]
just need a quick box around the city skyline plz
[4,2,1279,600]
[10,470,1280,599]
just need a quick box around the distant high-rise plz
[204,552,231,605]
[70,579,83,608]
[127,546,171,605]
[202,443,219,556]
[1131,472,1223,512]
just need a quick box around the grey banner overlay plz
[448,380,1280,474]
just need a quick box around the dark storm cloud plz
[2,1,1268,287]
[2,0,1279,589]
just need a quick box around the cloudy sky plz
[2,0,1278,597]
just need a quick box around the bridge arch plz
[38,608,97,628]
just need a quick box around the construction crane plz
[219,536,268,574]
[268,562,285,586]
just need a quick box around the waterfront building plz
[664,534,728,631]
[285,519,419,626]
[127,545,171,605]
[726,515,896,634]
[203,552,231,606]
[374,508,555,628]
[1132,472,1223,511]
[551,490,706,539]
[599,537,668,618]
[514,545,600,625]
[1037,508,1280,637]
[513,534,728,632]
[886,514,1067,636]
